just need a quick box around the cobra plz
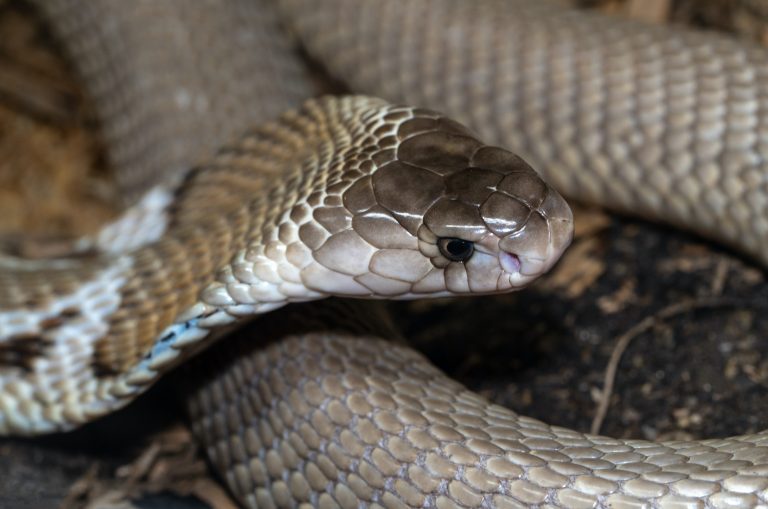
[2,0,768,508]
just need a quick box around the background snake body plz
[2,0,768,507]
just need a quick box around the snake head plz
[409,145,574,293]
[296,104,573,298]
[363,116,573,294]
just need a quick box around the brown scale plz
[0,334,48,372]
[0,255,111,308]
[0,307,81,371]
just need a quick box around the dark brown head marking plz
[0,335,48,372]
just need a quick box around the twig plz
[710,259,729,296]
[60,462,100,509]
[590,297,744,435]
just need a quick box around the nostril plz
[500,251,521,273]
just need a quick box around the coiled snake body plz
[2,0,768,507]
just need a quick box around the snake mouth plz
[500,251,522,274]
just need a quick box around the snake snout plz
[469,149,573,284]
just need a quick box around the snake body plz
[2,0,768,507]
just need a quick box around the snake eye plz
[438,238,474,262]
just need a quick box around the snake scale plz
[2,0,768,507]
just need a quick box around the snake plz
[2,0,768,507]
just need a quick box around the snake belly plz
[2,0,768,508]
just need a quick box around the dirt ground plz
[0,1,767,508]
